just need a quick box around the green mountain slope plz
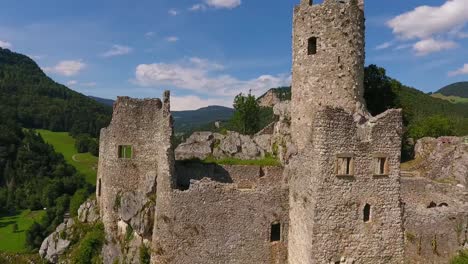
[436,82,468,98]
[0,48,112,137]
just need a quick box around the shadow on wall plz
[175,160,233,190]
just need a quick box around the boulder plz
[254,134,272,153]
[220,132,241,155]
[78,199,100,223]
[175,132,214,160]
[238,135,261,159]
[39,218,74,263]
[273,101,291,121]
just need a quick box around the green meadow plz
[37,129,98,186]
[0,210,46,252]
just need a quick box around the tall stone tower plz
[291,0,367,151]
[288,0,405,263]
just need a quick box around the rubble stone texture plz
[288,0,404,263]
[93,0,468,264]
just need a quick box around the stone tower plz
[288,0,405,263]
[291,0,367,151]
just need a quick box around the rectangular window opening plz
[98,178,102,196]
[118,145,133,159]
[375,157,388,175]
[270,223,281,242]
[336,156,354,176]
[308,37,317,55]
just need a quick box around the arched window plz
[363,204,371,222]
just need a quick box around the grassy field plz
[37,129,98,185]
[431,93,468,104]
[0,210,46,253]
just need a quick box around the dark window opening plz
[309,0,313,5]
[337,156,353,176]
[270,223,281,242]
[338,56,341,64]
[308,37,317,55]
[118,145,133,159]
[98,178,102,196]
[363,204,371,222]
[375,157,388,175]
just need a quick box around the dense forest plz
[0,48,112,137]
[0,48,105,249]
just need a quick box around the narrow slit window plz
[308,37,317,55]
[118,145,133,159]
[270,223,281,242]
[375,157,388,175]
[98,178,102,196]
[363,204,371,222]
[336,156,354,176]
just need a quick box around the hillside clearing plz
[0,210,46,253]
[37,129,97,185]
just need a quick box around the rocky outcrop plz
[39,218,75,263]
[175,132,214,160]
[78,199,100,223]
[39,199,101,263]
[412,136,468,186]
[175,101,295,164]
[258,89,282,107]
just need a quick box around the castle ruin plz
[96,0,406,263]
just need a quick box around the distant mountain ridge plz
[436,82,468,98]
[88,96,234,132]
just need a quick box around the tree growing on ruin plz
[230,92,260,135]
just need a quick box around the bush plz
[451,250,468,264]
[70,223,105,264]
[408,115,455,140]
[139,245,151,264]
[70,189,88,217]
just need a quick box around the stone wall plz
[402,177,468,263]
[97,92,173,263]
[412,136,468,186]
[291,0,368,151]
[288,108,405,264]
[152,165,289,264]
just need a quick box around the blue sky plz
[0,0,467,110]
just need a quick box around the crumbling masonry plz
[97,0,405,263]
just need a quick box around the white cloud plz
[375,42,392,50]
[205,0,241,9]
[387,0,468,40]
[67,80,78,86]
[145,32,155,38]
[189,4,207,11]
[165,36,179,42]
[169,9,179,16]
[394,43,412,50]
[458,32,468,38]
[171,95,232,111]
[100,45,133,58]
[44,60,86,76]
[190,0,241,11]
[0,40,12,49]
[134,58,290,97]
[448,63,468,76]
[413,38,457,56]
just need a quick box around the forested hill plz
[436,82,468,98]
[0,48,112,137]
[259,66,468,139]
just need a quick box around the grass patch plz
[451,249,468,264]
[202,154,281,166]
[37,129,98,185]
[431,93,468,104]
[0,210,46,253]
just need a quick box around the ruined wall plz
[97,92,173,263]
[152,165,289,264]
[291,0,368,151]
[402,177,468,263]
[288,108,405,264]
